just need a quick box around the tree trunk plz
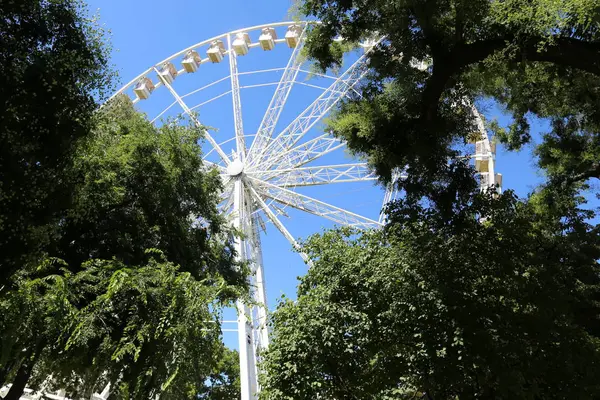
[3,341,44,400]
[3,361,34,400]
[0,360,15,387]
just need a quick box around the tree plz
[38,256,239,400]
[0,97,244,399]
[261,187,600,399]
[262,2,600,398]
[0,0,113,285]
[197,347,241,400]
[298,0,600,193]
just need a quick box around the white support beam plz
[379,169,404,223]
[153,67,231,166]
[248,52,371,170]
[232,178,259,400]
[247,25,307,162]
[470,104,497,190]
[251,163,377,187]
[248,216,269,351]
[247,184,313,266]
[228,35,247,160]
[249,177,382,230]
[248,133,345,180]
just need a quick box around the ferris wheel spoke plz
[153,67,231,166]
[227,35,247,159]
[248,52,371,171]
[246,24,308,162]
[249,177,382,229]
[217,179,235,216]
[247,183,313,266]
[203,160,227,173]
[379,169,405,223]
[249,163,377,187]
[251,133,345,180]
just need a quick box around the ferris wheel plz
[105,21,500,400]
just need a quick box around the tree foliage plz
[0,1,243,398]
[0,0,114,285]
[261,188,600,399]
[262,1,600,398]
[0,96,243,399]
[299,0,600,192]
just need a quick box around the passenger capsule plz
[157,62,177,84]
[207,40,225,63]
[259,27,277,51]
[232,32,251,56]
[133,77,155,100]
[182,50,201,73]
[285,24,302,48]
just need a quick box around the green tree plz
[197,347,241,400]
[263,2,600,398]
[0,97,243,399]
[0,0,113,285]
[261,187,600,399]
[298,0,600,192]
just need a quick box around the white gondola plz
[258,27,277,50]
[207,40,225,63]
[133,77,155,100]
[476,140,497,155]
[182,50,201,73]
[285,24,301,48]
[480,172,503,189]
[495,173,503,188]
[157,62,177,84]
[475,155,490,173]
[232,32,251,56]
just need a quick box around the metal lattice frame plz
[10,20,499,400]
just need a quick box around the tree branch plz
[564,162,600,185]
[419,35,600,125]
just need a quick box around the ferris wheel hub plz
[227,159,245,176]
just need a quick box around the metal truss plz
[250,163,377,188]
[246,26,307,159]
[379,169,404,223]
[249,177,381,230]
[247,52,371,170]
[228,34,247,160]
[254,133,346,180]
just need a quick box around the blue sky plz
[86,0,567,348]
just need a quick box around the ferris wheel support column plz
[233,177,259,400]
[250,218,269,350]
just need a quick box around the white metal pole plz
[250,218,270,349]
[233,178,258,400]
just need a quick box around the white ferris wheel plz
[106,20,499,400]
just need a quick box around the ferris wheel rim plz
[107,21,319,104]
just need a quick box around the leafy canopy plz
[0,0,114,285]
[261,188,600,399]
[0,96,243,399]
[300,0,600,192]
